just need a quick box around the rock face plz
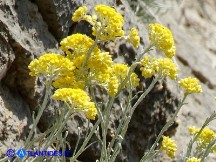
[0,0,215,162]
[159,0,216,161]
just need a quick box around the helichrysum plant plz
[13,3,215,162]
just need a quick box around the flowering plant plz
[8,4,215,162]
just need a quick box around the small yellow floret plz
[186,157,201,162]
[72,6,87,22]
[149,23,176,58]
[127,28,140,48]
[160,136,177,158]
[53,88,97,120]
[179,77,202,94]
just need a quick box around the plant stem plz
[184,112,216,161]
[77,28,102,81]
[140,93,188,162]
[100,96,116,162]
[116,44,153,96]
[70,118,101,162]
[110,77,160,161]
[44,109,71,150]
[24,79,52,149]
[107,96,131,156]
[135,43,153,62]
[201,137,216,162]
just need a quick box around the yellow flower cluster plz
[149,23,176,58]
[106,64,140,96]
[52,88,97,120]
[72,6,87,22]
[53,75,85,89]
[111,64,140,87]
[28,53,75,77]
[29,5,180,121]
[87,52,113,84]
[71,4,141,45]
[140,56,155,78]
[58,31,140,97]
[160,136,177,158]
[60,34,112,85]
[140,56,177,80]
[188,126,216,150]
[156,58,178,80]
[92,4,125,40]
[127,28,140,48]
[60,33,100,57]
[186,157,201,162]
[107,76,119,97]
[178,77,202,94]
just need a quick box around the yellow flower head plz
[188,126,216,148]
[93,4,124,40]
[88,52,113,74]
[106,76,119,97]
[188,126,200,135]
[84,105,98,120]
[60,33,100,57]
[72,6,97,25]
[53,75,85,89]
[111,64,140,88]
[130,73,140,87]
[112,64,128,80]
[103,64,140,96]
[140,55,155,78]
[88,52,113,84]
[140,56,178,80]
[186,157,201,162]
[179,77,202,94]
[53,88,97,120]
[149,23,176,58]
[156,58,178,80]
[127,28,140,48]
[28,53,75,77]
[72,6,88,22]
[61,34,114,86]
[160,136,177,158]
